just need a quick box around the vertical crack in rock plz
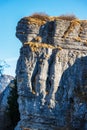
[39,21,55,44]
[31,58,38,94]
[46,49,63,108]
[34,48,53,105]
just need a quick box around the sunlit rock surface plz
[15,15,87,130]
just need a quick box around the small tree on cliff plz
[7,78,20,128]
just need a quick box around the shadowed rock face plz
[15,16,87,130]
[0,75,14,130]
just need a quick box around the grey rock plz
[15,17,87,130]
[16,19,41,44]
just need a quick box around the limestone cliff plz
[15,15,87,130]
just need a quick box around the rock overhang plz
[16,15,87,50]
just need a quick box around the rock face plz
[15,15,87,130]
[0,75,14,130]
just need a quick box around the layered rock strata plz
[15,15,87,130]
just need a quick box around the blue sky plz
[0,0,87,76]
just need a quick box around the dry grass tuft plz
[24,42,54,52]
[24,17,46,26]
[24,42,63,52]
[21,13,81,26]
[34,36,42,42]
[23,12,50,26]
[30,12,49,21]
[58,14,77,21]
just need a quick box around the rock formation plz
[15,14,87,130]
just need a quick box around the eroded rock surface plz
[15,16,87,130]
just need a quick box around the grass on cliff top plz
[57,14,77,21]
[24,13,50,25]
[21,13,87,27]
[23,13,80,26]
